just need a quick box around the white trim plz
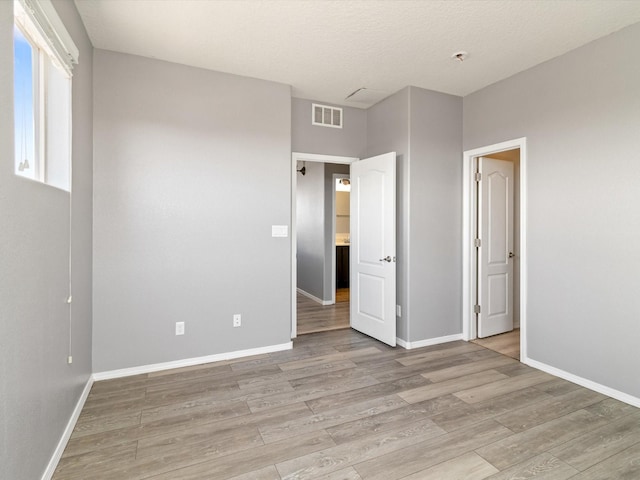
[462,138,528,362]
[293,152,358,165]
[41,376,93,480]
[525,358,640,409]
[93,342,292,381]
[291,152,358,339]
[396,334,463,350]
[297,287,332,306]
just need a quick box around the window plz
[13,0,78,191]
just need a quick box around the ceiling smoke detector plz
[452,51,469,62]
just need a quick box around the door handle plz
[379,256,392,262]
[508,252,515,258]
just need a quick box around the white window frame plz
[13,0,77,191]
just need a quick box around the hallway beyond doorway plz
[472,329,520,360]
[297,292,349,335]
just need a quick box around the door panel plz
[351,152,396,346]
[478,157,514,338]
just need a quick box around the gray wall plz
[323,163,350,298]
[0,1,94,479]
[365,87,463,343]
[93,50,292,372]
[408,87,463,341]
[464,22,640,398]
[292,98,366,158]
[366,88,410,340]
[296,161,325,299]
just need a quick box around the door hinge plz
[474,304,481,314]
[474,238,481,248]
[475,172,481,182]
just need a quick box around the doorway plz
[462,138,528,361]
[291,153,357,338]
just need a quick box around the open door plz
[350,152,396,346]
[478,157,514,338]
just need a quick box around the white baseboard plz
[93,342,293,381]
[41,375,94,480]
[524,357,640,409]
[297,288,333,306]
[396,333,463,350]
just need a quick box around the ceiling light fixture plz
[452,51,468,62]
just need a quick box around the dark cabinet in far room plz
[336,245,349,288]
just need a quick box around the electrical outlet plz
[233,314,241,327]
[396,305,402,317]
[175,321,185,335]
[67,355,73,364]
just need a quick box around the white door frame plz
[332,172,350,304]
[291,152,358,338]
[462,137,528,361]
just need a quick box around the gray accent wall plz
[92,50,292,372]
[464,22,640,398]
[296,161,325,299]
[366,88,411,340]
[366,87,463,343]
[408,87,463,341]
[292,98,366,158]
[0,1,94,479]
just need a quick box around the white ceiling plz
[74,0,640,108]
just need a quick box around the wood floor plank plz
[396,343,484,366]
[316,466,362,479]
[454,370,553,404]
[494,387,606,432]
[52,442,138,480]
[550,413,640,471]
[431,386,552,433]
[135,423,263,459]
[584,397,640,421]
[353,419,512,480]
[483,452,579,480]
[476,409,610,470]
[275,418,446,479]
[277,346,383,371]
[237,359,358,390]
[247,374,380,413]
[567,442,640,479]
[533,378,582,397]
[423,355,516,383]
[259,394,407,444]
[325,394,463,444]
[226,465,282,480]
[363,352,476,384]
[146,431,336,480]
[307,374,431,413]
[399,451,499,480]
[397,369,509,404]
[93,426,264,480]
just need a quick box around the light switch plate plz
[272,225,288,237]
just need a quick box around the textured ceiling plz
[74,0,640,108]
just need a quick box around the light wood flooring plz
[53,329,640,479]
[472,329,520,360]
[296,290,349,335]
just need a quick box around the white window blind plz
[15,0,79,75]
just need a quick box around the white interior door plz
[350,152,396,346]
[478,157,514,338]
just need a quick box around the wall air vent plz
[312,103,342,129]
